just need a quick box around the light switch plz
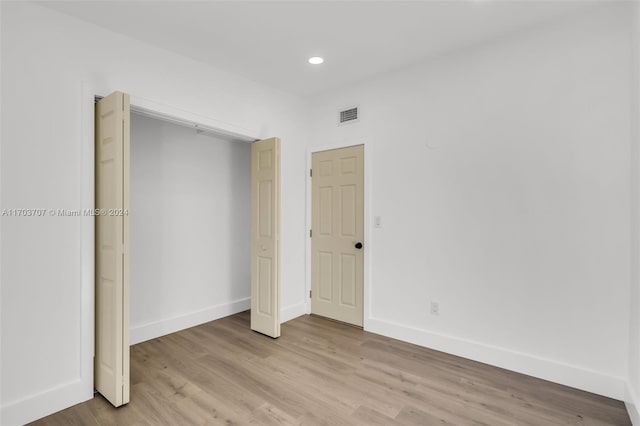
[374,216,382,228]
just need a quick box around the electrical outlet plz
[430,301,440,315]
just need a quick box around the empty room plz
[2,1,640,425]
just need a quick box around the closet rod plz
[94,95,258,143]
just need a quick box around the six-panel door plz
[311,145,364,326]
[251,138,281,338]
[95,91,130,407]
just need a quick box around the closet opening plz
[93,91,281,407]
[129,110,253,345]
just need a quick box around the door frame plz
[79,80,263,399]
[305,141,372,329]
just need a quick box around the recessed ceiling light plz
[308,56,324,65]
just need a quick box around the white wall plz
[308,4,632,400]
[130,114,251,344]
[0,3,308,425]
[2,1,637,424]
[628,4,640,424]
[0,2,4,422]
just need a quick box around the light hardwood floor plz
[31,311,630,425]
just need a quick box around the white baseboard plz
[366,317,626,401]
[281,302,306,323]
[130,298,251,345]
[627,383,640,425]
[131,299,308,344]
[5,298,304,426]
[1,379,92,426]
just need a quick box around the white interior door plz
[311,145,364,326]
[95,91,130,406]
[251,137,281,338]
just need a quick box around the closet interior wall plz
[130,113,252,344]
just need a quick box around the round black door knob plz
[355,242,363,249]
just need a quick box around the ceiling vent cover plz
[339,106,359,125]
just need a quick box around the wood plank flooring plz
[31,311,630,425]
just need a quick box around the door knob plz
[355,242,363,249]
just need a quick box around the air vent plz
[338,106,359,125]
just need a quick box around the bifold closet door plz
[95,91,130,407]
[251,137,281,338]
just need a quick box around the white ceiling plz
[40,1,593,97]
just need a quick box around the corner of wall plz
[1,0,4,419]
[630,3,640,425]
[627,383,640,425]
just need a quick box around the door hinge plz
[310,169,312,177]
[310,229,312,238]
[310,290,312,298]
